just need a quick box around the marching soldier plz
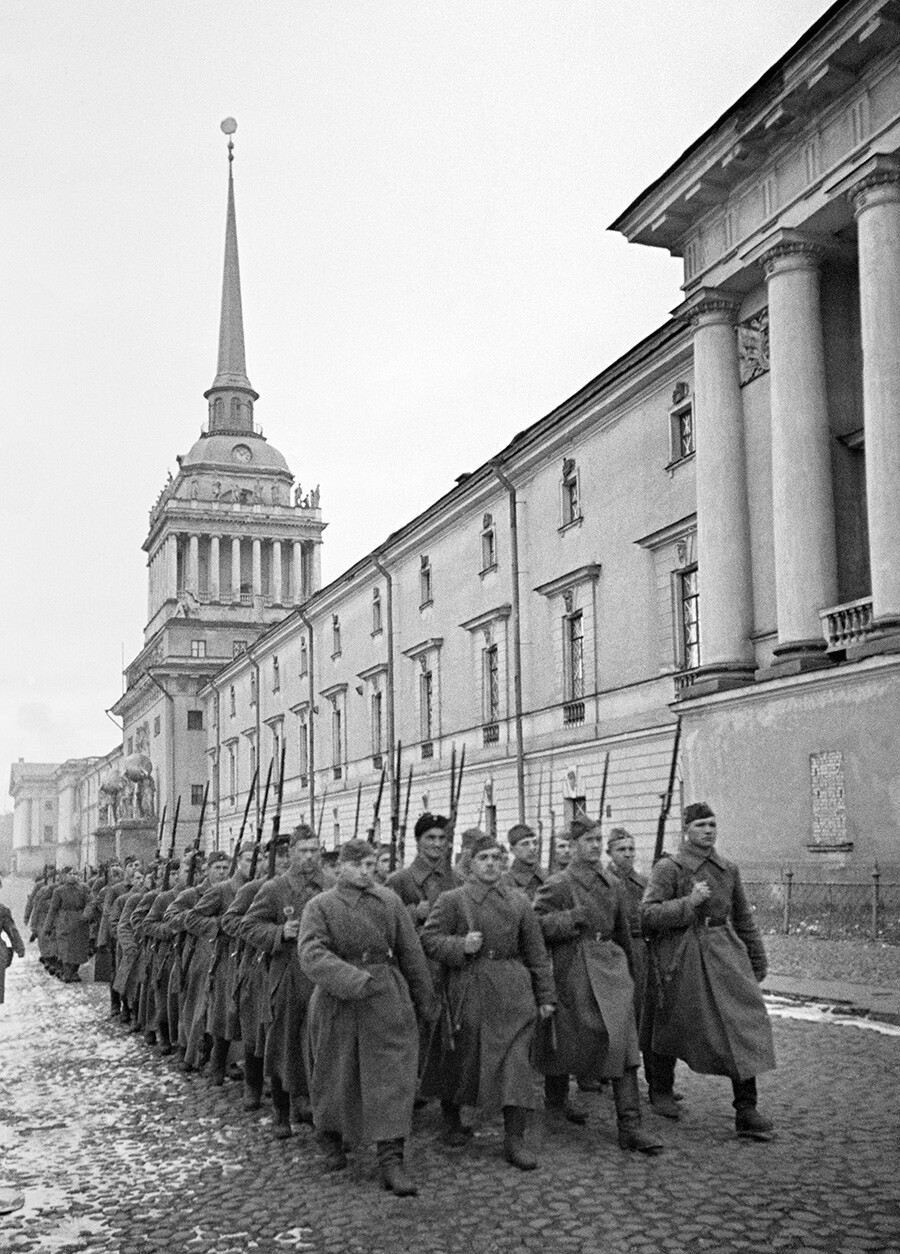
[111,867,148,1025]
[385,813,461,928]
[240,824,332,1139]
[504,824,546,901]
[31,872,59,976]
[41,867,91,983]
[143,858,190,1055]
[641,802,776,1140]
[298,839,437,1196]
[179,852,230,1071]
[162,852,209,1067]
[533,818,663,1155]
[421,832,556,1171]
[0,899,25,1006]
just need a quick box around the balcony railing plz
[333,766,343,781]
[372,753,384,771]
[674,668,700,697]
[820,597,874,651]
[421,741,434,760]
[563,700,585,726]
[483,723,499,745]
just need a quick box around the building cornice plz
[635,513,698,552]
[535,564,602,599]
[459,604,512,633]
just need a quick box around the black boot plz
[243,1051,264,1111]
[613,1067,664,1154]
[207,1036,230,1087]
[156,1021,174,1057]
[733,1077,773,1140]
[376,1139,418,1196]
[316,1130,348,1172]
[503,1106,537,1170]
[544,1074,587,1125]
[441,1101,472,1148]
[271,1076,293,1140]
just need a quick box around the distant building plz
[0,813,14,875]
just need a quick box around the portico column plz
[761,237,837,669]
[187,534,200,597]
[252,538,262,601]
[167,535,178,600]
[231,536,241,603]
[292,541,304,604]
[272,540,283,604]
[849,158,900,636]
[310,541,322,594]
[683,289,755,687]
[209,536,220,603]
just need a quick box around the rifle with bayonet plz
[185,782,209,888]
[228,764,259,876]
[368,765,387,843]
[267,740,288,879]
[536,766,544,868]
[154,802,168,879]
[316,784,329,842]
[598,751,610,829]
[398,764,413,868]
[352,782,362,840]
[161,797,181,892]
[653,717,682,864]
[248,758,275,879]
[389,742,402,871]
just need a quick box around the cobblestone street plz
[0,953,898,1254]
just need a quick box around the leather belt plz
[345,948,396,966]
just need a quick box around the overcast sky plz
[1,0,832,801]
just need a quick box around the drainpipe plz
[371,552,396,815]
[212,683,221,850]
[147,672,176,820]
[249,649,262,830]
[298,608,316,829]
[491,460,526,823]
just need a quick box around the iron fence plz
[744,871,900,944]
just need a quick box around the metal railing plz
[744,870,900,943]
[563,700,585,726]
[483,723,499,745]
[820,597,874,651]
[421,741,434,760]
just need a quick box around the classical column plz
[849,157,900,640]
[292,541,304,604]
[167,535,178,600]
[231,536,241,603]
[252,538,262,600]
[272,540,283,603]
[761,236,837,670]
[310,541,323,594]
[682,288,755,689]
[187,534,200,597]
[210,536,220,603]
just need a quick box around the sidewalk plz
[763,973,900,1026]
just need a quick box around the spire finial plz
[221,117,237,165]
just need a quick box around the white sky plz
[1,0,832,798]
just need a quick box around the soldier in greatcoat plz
[533,818,663,1154]
[641,802,776,1140]
[183,844,256,1085]
[176,853,229,1071]
[161,852,209,1066]
[0,901,25,1006]
[298,838,437,1196]
[97,859,137,1014]
[222,834,291,1110]
[31,874,59,975]
[41,868,91,982]
[131,870,163,1038]
[504,824,547,901]
[142,858,190,1054]
[421,832,556,1171]
[111,868,148,1024]
[84,864,121,985]
[240,823,332,1139]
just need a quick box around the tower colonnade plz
[147,533,321,611]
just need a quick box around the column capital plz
[673,286,742,327]
[846,154,900,217]
[754,230,825,279]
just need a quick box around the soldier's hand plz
[282,919,300,941]
[463,930,483,954]
[415,901,431,921]
[538,1004,555,1020]
[688,880,711,907]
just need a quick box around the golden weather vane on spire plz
[221,117,237,163]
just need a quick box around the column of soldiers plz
[24,799,776,1196]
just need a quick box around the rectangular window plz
[678,566,701,670]
[372,588,383,635]
[371,689,384,756]
[565,612,585,702]
[420,668,434,742]
[562,459,580,526]
[229,685,236,717]
[249,738,257,781]
[44,825,54,840]
[272,656,280,692]
[126,737,134,756]
[153,716,161,737]
[419,556,433,607]
[272,723,282,770]
[187,709,204,730]
[249,671,257,706]
[190,639,207,658]
[332,705,343,776]
[483,645,500,724]
[332,615,342,657]
[670,401,695,462]
[190,784,205,807]
[298,716,309,782]
[233,639,247,657]
[228,745,237,806]
[481,525,497,572]
[300,638,309,677]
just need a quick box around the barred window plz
[372,588,383,635]
[562,458,581,526]
[419,556,433,607]
[483,645,500,724]
[678,566,701,670]
[565,612,585,702]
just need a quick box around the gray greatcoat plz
[641,843,775,1081]
[299,882,437,1145]
[240,867,332,1096]
[183,878,243,1047]
[533,862,639,1080]
[421,879,556,1112]
[606,862,649,1028]
[1,903,25,1004]
[162,885,204,1048]
[42,882,91,967]
[31,885,57,959]
[222,879,267,1054]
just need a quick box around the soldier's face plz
[513,836,539,867]
[686,817,717,851]
[339,855,376,888]
[608,838,635,873]
[274,847,291,874]
[418,829,448,865]
[375,852,392,882]
[554,837,571,866]
[237,848,255,878]
[209,861,230,885]
[471,848,504,884]
[132,870,145,890]
[290,840,321,876]
[572,830,603,865]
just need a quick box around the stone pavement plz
[762,974,900,1027]
[1,956,899,1254]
